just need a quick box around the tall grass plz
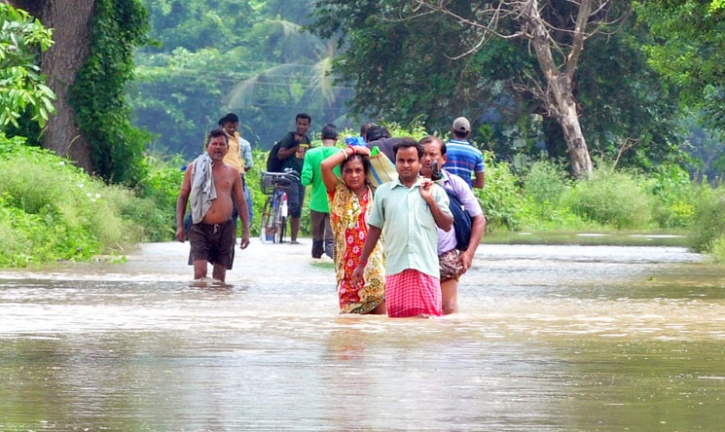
[0,135,166,267]
[564,166,653,230]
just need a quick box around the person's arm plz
[276,133,298,160]
[321,146,369,193]
[241,138,253,172]
[459,214,485,273]
[175,164,193,242]
[420,180,453,231]
[300,152,314,187]
[232,171,250,249]
[351,225,382,284]
[473,171,485,189]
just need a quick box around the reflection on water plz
[1,242,724,431]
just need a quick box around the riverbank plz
[484,230,691,247]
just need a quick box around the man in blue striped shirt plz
[442,117,485,189]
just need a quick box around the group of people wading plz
[176,114,486,318]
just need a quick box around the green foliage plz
[635,0,725,129]
[707,235,725,263]
[478,152,525,231]
[646,164,697,228]
[70,0,150,186]
[0,134,165,268]
[133,0,356,159]
[0,4,56,129]
[522,159,572,217]
[565,167,653,230]
[688,185,725,253]
[311,1,685,173]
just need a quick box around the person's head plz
[321,123,338,144]
[295,113,312,136]
[206,128,229,160]
[360,122,376,142]
[393,137,423,184]
[451,116,471,139]
[340,153,370,193]
[218,113,239,136]
[365,125,390,142]
[419,135,447,179]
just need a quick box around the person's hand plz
[352,146,371,156]
[352,263,365,285]
[458,251,474,274]
[419,179,434,202]
[240,232,250,250]
[175,227,185,243]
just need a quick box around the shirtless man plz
[176,128,250,282]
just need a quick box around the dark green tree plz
[634,0,725,130]
[7,0,150,186]
[312,0,684,174]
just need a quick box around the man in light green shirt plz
[301,123,340,258]
[353,138,453,317]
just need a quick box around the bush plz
[0,134,157,267]
[478,151,525,231]
[646,164,697,229]
[688,185,725,253]
[564,166,652,230]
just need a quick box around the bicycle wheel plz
[260,197,275,242]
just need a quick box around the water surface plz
[1,241,724,431]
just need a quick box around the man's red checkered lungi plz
[386,269,442,318]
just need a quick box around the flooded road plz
[1,241,725,431]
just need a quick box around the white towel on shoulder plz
[190,153,217,224]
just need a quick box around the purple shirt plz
[437,170,484,254]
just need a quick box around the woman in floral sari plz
[321,145,386,314]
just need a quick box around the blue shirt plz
[442,139,484,189]
[367,177,451,278]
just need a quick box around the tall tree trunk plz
[8,0,95,173]
[524,0,593,178]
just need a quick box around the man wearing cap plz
[443,117,485,189]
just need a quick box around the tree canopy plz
[130,0,356,159]
[311,0,686,175]
[634,0,725,130]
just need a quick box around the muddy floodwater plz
[1,240,725,431]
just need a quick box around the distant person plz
[353,138,453,318]
[360,122,376,142]
[364,125,399,162]
[301,123,339,259]
[321,144,386,314]
[420,135,486,314]
[276,113,312,244]
[219,113,254,227]
[176,128,250,282]
[443,117,485,189]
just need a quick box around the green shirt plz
[301,146,340,213]
[367,177,451,278]
[279,131,310,175]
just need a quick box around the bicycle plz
[259,170,298,243]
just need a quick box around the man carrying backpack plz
[274,113,312,244]
[420,135,486,315]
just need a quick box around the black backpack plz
[266,141,283,172]
[445,188,473,251]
